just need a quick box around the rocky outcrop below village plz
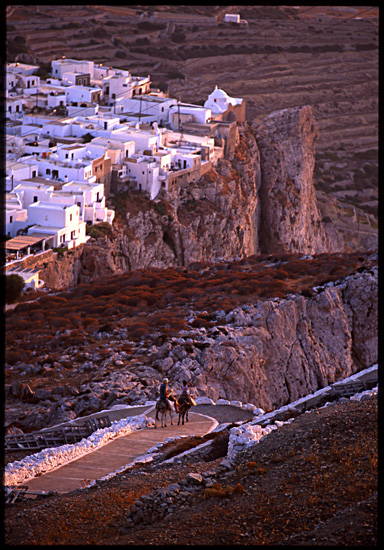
[252,106,344,253]
[26,106,350,290]
[5,261,377,432]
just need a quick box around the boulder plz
[195,396,215,405]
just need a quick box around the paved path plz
[23,406,217,494]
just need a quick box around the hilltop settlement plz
[4,56,245,284]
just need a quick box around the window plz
[70,214,72,221]
[9,215,13,223]
[46,169,51,175]
[33,196,38,202]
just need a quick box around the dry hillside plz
[6,4,379,235]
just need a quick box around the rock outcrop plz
[5,261,376,432]
[252,105,343,253]
[26,108,347,289]
[156,266,377,411]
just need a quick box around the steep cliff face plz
[157,266,377,410]
[35,108,345,288]
[253,105,343,254]
[171,122,261,264]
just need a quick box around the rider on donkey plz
[156,378,177,419]
[179,379,195,407]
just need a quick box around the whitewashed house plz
[56,181,114,225]
[6,160,38,187]
[5,135,25,158]
[124,155,160,199]
[6,95,26,119]
[111,126,159,153]
[121,95,177,127]
[46,90,67,111]
[10,176,113,231]
[131,75,151,96]
[5,193,28,237]
[27,201,87,249]
[224,13,240,23]
[64,85,101,106]
[21,153,95,183]
[168,103,212,131]
[161,130,216,161]
[102,72,133,105]
[12,180,55,209]
[62,71,91,87]
[51,58,94,80]
[6,71,18,94]
[6,62,40,76]
[15,73,41,96]
[90,136,136,164]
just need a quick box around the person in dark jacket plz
[159,377,174,410]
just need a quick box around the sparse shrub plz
[5,350,24,365]
[50,317,72,329]
[86,222,113,240]
[82,317,99,328]
[166,69,185,80]
[4,274,25,304]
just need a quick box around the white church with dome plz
[204,86,246,122]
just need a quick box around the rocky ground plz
[4,252,378,434]
[4,395,377,546]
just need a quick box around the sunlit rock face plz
[181,268,377,410]
[253,105,343,254]
[33,108,347,288]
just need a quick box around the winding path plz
[21,406,217,494]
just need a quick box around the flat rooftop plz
[2,233,55,251]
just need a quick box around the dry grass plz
[5,251,376,364]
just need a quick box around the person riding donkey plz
[156,378,178,420]
[178,379,196,407]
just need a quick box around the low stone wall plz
[4,249,55,272]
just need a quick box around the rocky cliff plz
[154,265,377,410]
[252,106,344,253]
[5,259,377,431]
[30,106,347,289]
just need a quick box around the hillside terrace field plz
[6,4,379,229]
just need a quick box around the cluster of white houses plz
[3,57,245,280]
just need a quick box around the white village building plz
[204,86,246,122]
[3,56,246,267]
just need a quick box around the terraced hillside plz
[6,5,378,241]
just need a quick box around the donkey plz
[177,394,196,425]
[154,395,179,428]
